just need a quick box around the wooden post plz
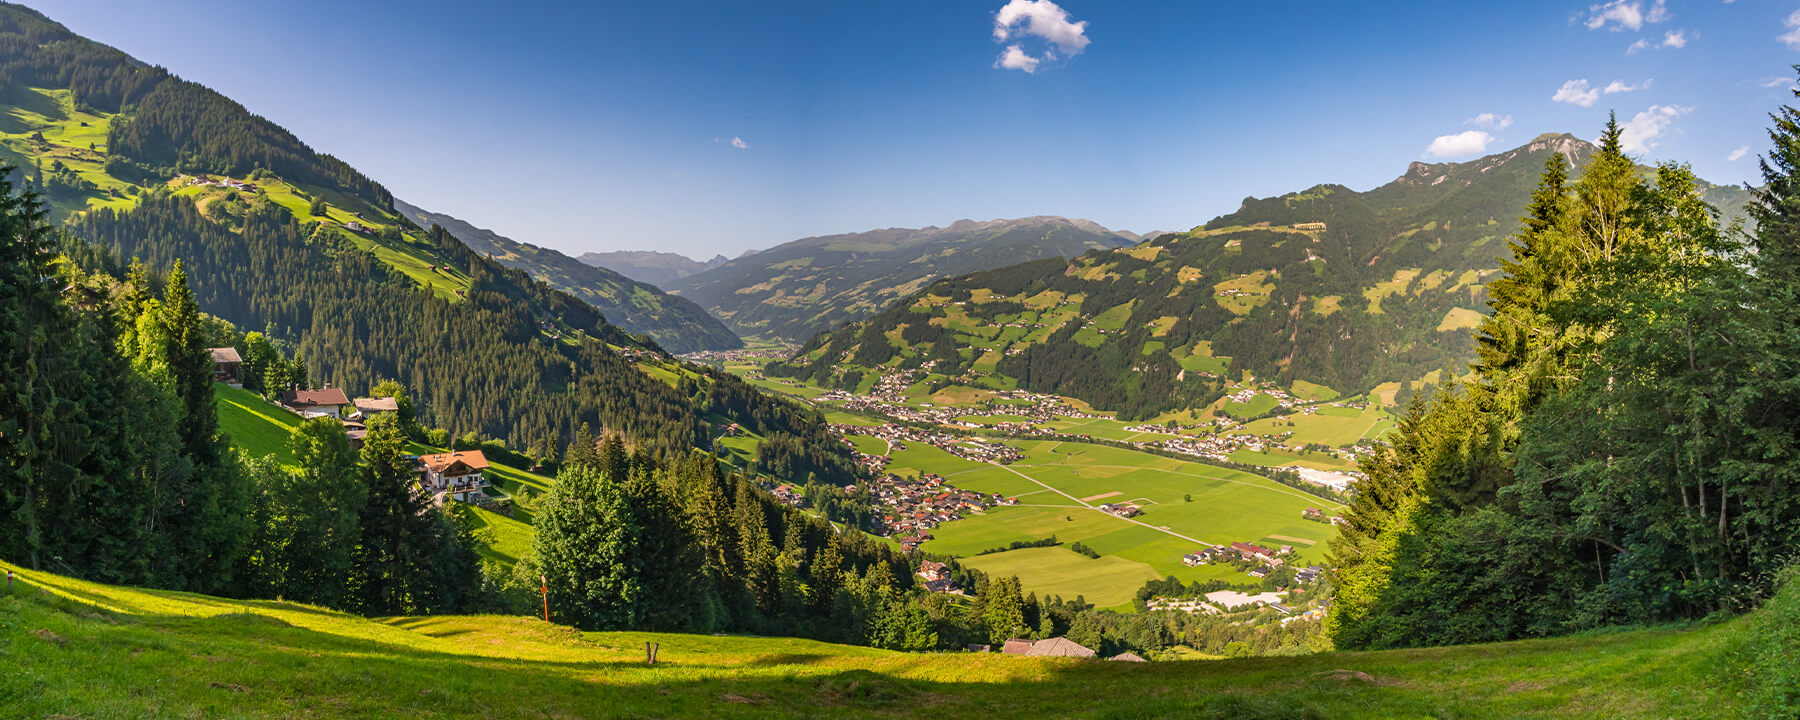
[539,575,549,623]
[645,641,653,664]
[652,642,660,664]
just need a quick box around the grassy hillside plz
[772,135,1752,420]
[3,559,1788,719]
[671,216,1137,340]
[394,199,741,353]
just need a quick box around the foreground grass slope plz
[3,561,1785,719]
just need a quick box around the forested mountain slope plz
[394,199,740,353]
[772,135,1750,420]
[670,216,1138,340]
[0,1,838,469]
[579,248,728,288]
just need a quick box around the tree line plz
[1330,107,1800,649]
[1,172,477,613]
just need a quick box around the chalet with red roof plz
[417,450,490,504]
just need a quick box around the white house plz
[417,450,490,504]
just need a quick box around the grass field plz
[1230,403,1389,447]
[214,383,303,466]
[4,560,1786,719]
[959,546,1161,608]
[874,437,1344,605]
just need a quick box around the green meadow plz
[5,559,1780,719]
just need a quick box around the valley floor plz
[2,562,1761,719]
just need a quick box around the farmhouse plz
[1024,637,1097,658]
[1107,652,1147,662]
[1000,638,1034,655]
[918,560,949,582]
[352,397,400,419]
[208,347,242,386]
[341,420,368,450]
[417,450,491,504]
[1230,542,1274,562]
[279,387,352,419]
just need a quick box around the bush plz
[1730,565,1800,719]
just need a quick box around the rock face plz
[669,216,1138,340]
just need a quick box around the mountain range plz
[770,133,1751,419]
[668,216,1140,340]
[0,1,828,460]
[578,249,729,288]
[393,200,740,353]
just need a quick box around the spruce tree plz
[352,414,437,614]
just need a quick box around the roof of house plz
[1001,638,1034,655]
[208,347,242,364]
[1231,541,1272,555]
[418,450,490,474]
[1107,652,1147,663]
[281,388,351,408]
[353,397,401,413]
[1025,637,1096,658]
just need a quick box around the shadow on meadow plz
[4,565,1748,720]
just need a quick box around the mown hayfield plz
[5,560,1778,719]
[913,441,1344,601]
[959,546,1160,609]
[1230,404,1388,447]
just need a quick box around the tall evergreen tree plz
[351,414,438,614]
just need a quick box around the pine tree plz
[623,459,711,632]
[563,422,599,470]
[242,418,366,606]
[351,414,438,614]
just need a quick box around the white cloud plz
[1760,76,1798,89]
[1604,79,1649,94]
[1618,104,1692,154]
[992,0,1088,73]
[1425,130,1496,159]
[1466,113,1513,130]
[1662,29,1687,48]
[996,44,1040,73]
[1727,145,1750,162]
[1782,10,1800,50]
[1553,79,1601,107]
[1585,0,1667,31]
[730,136,748,150]
[1627,38,1651,54]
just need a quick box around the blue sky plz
[37,0,1800,259]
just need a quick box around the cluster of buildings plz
[180,175,260,193]
[866,470,1014,549]
[1097,502,1141,518]
[209,349,493,507]
[1182,541,1296,578]
[677,345,797,366]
